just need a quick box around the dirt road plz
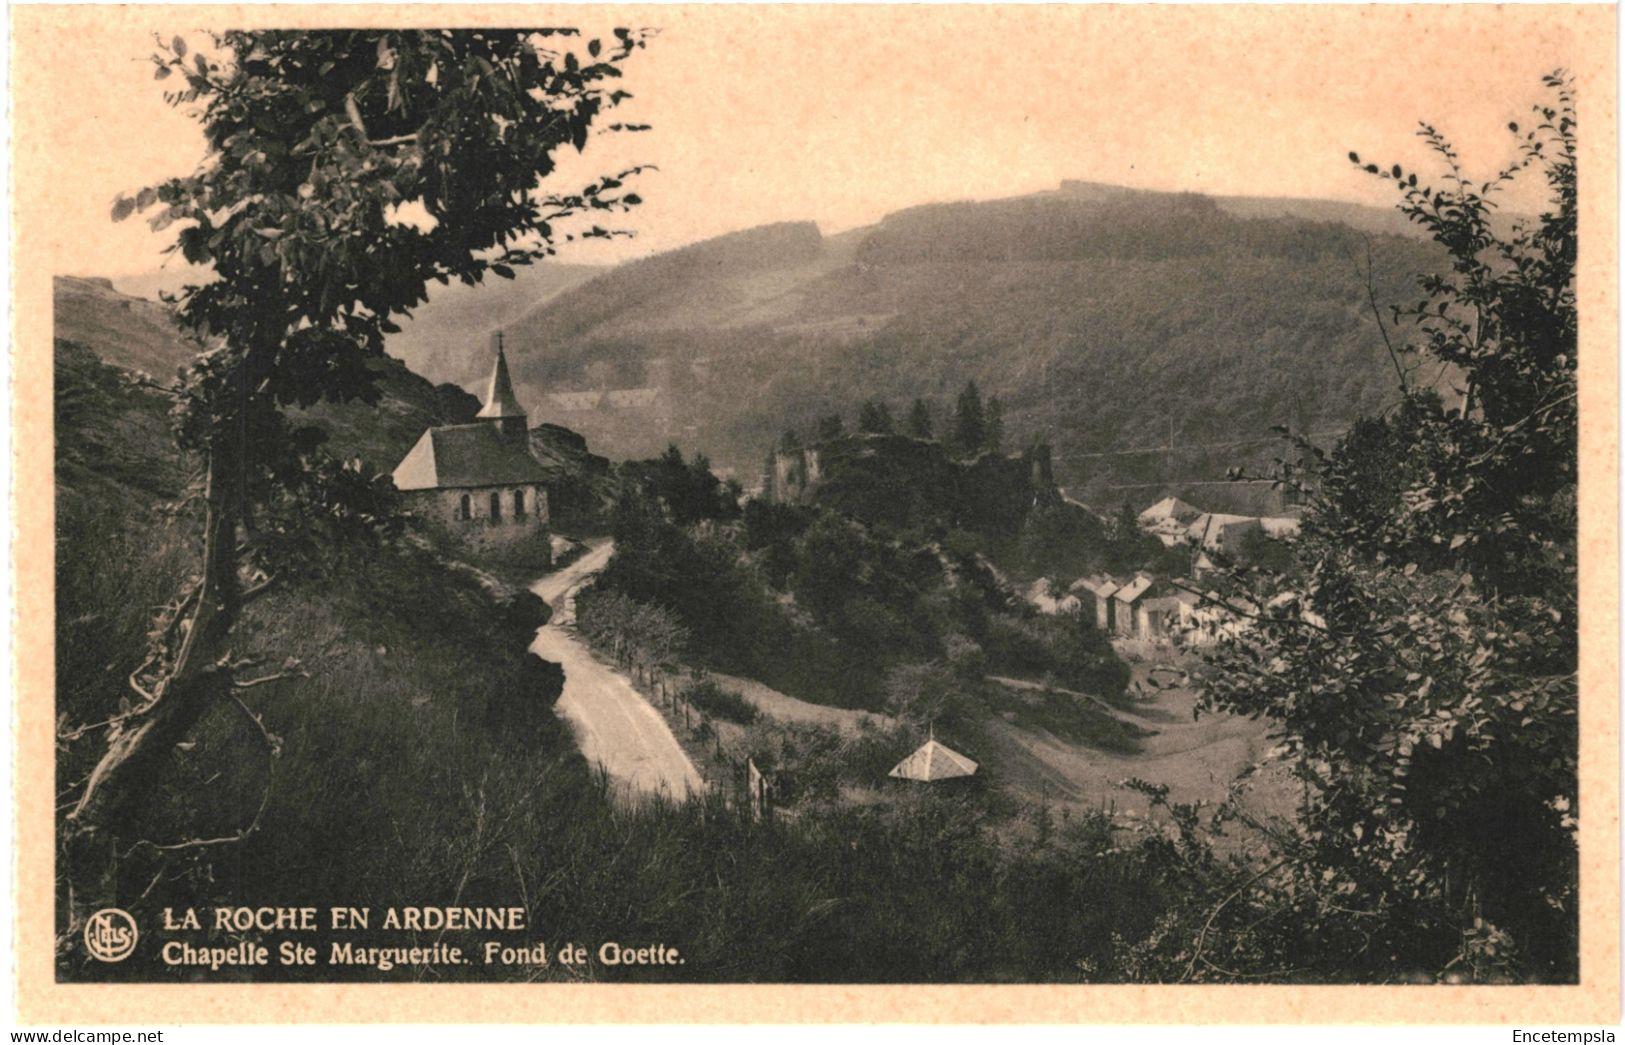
[530,540,703,803]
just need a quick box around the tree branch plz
[232,666,308,690]
[1182,858,1288,983]
[1355,237,1409,393]
[120,695,279,857]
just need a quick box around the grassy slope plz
[107,263,603,394]
[55,276,482,473]
[54,333,581,978]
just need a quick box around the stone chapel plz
[391,333,553,558]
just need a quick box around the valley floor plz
[530,542,1295,841]
[983,652,1298,833]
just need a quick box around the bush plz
[981,610,1129,698]
[943,633,988,679]
[680,678,759,725]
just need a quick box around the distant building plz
[392,335,553,559]
[1027,577,1081,615]
[1259,515,1303,540]
[1186,512,1264,555]
[1139,496,1203,525]
[1071,574,1124,631]
[1135,589,1188,642]
[1110,573,1157,637]
[1169,581,1252,647]
[765,446,824,504]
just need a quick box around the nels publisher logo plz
[83,908,138,962]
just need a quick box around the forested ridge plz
[468,186,1444,496]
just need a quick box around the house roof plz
[1113,573,1157,604]
[888,738,979,781]
[1139,496,1203,525]
[1187,512,1263,550]
[1070,573,1124,598]
[392,423,553,491]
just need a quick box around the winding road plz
[530,540,703,803]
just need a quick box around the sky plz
[21,4,1601,283]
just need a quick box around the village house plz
[391,334,553,560]
[1070,574,1123,631]
[1026,577,1082,616]
[1168,581,1252,647]
[1061,497,1308,645]
[1137,496,1204,547]
[1185,512,1264,555]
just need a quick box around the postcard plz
[10,3,1618,1025]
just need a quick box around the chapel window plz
[514,489,526,518]
[489,491,502,521]
[458,494,472,521]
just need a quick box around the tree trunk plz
[68,442,242,832]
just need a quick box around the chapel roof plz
[392,423,552,491]
[475,337,527,421]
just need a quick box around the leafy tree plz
[71,30,649,855]
[857,399,894,435]
[952,381,986,455]
[984,396,1005,452]
[815,413,846,442]
[620,445,739,525]
[1110,502,1139,543]
[907,397,935,439]
[1198,73,1578,981]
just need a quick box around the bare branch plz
[240,574,278,604]
[1355,236,1409,392]
[232,666,308,691]
[1182,858,1288,983]
[119,695,280,857]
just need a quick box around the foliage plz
[1196,74,1579,981]
[678,678,759,725]
[574,587,689,676]
[64,25,651,924]
[907,397,934,439]
[951,380,986,455]
[984,396,1005,452]
[980,609,1131,698]
[619,444,741,526]
[857,399,895,434]
[597,458,1131,717]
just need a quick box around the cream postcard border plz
[10,3,1619,1025]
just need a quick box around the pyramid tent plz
[888,738,979,782]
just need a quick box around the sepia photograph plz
[9,1,1618,1024]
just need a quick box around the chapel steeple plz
[476,331,528,441]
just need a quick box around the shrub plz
[680,678,759,725]
[943,633,988,679]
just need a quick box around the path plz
[530,539,703,803]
